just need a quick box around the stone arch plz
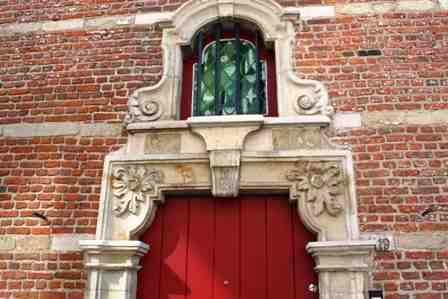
[80,1,377,298]
[172,0,285,43]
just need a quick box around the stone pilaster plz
[79,240,149,299]
[307,241,376,299]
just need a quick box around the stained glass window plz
[193,38,267,116]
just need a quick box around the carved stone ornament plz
[293,87,334,117]
[209,150,241,197]
[112,166,164,216]
[287,161,344,217]
[124,96,163,124]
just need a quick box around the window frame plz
[180,27,278,120]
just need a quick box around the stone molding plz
[0,122,122,138]
[5,110,448,138]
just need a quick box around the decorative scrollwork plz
[112,166,164,216]
[287,161,344,217]
[124,96,163,124]
[297,95,317,111]
[293,86,334,117]
[140,98,163,119]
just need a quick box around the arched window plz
[181,20,278,119]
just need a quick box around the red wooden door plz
[138,196,317,299]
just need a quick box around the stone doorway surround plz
[79,1,376,299]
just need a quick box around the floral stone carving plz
[286,161,345,217]
[112,166,164,216]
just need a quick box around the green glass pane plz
[194,39,267,116]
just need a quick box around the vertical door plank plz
[292,206,318,299]
[159,199,190,299]
[241,196,267,299]
[138,196,317,299]
[186,198,214,299]
[214,199,240,299]
[266,197,294,299]
[138,204,165,299]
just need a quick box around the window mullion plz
[235,24,242,115]
[255,30,263,114]
[194,31,204,116]
[214,23,222,115]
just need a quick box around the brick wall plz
[0,1,448,299]
[0,0,326,25]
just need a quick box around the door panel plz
[214,199,240,299]
[187,199,214,299]
[267,199,294,299]
[159,199,189,299]
[241,199,267,299]
[138,196,317,299]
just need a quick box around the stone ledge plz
[362,110,448,127]
[1,123,122,138]
[337,0,442,15]
[361,232,448,251]
[3,109,448,139]
[3,123,80,138]
[0,234,96,252]
[51,234,95,251]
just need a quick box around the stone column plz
[307,241,376,299]
[79,240,149,299]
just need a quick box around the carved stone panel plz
[209,150,241,197]
[286,161,345,217]
[112,166,164,216]
[273,127,322,150]
[145,133,181,154]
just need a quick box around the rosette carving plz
[139,99,163,120]
[287,161,344,217]
[112,166,164,216]
[124,96,163,124]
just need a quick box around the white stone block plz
[333,112,362,129]
[84,15,135,29]
[51,234,95,251]
[397,0,436,11]
[337,3,374,15]
[0,236,15,251]
[287,6,336,20]
[16,236,50,251]
[3,123,80,138]
[42,19,84,32]
[441,0,448,9]
[2,22,43,35]
[135,12,172,25]
[80,123,122,137]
